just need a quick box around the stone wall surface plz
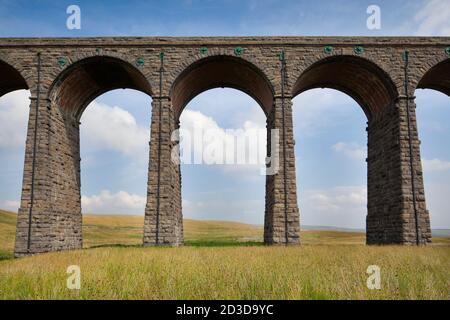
[0,37,448,256]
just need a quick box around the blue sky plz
[0,0,449,229]
[0,0,444,37]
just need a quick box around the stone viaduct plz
[0,37,448,257]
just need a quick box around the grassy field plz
[0,209,449,299]
[0,210,17,261]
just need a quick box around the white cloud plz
[0,90,30,149]
[6,93,149,163]
[81,190,146,214]
[183,88,266,130]
[422,158,450,172]
[300,186,367,228]
[303,186,367,212]
[179,109,266,172]
[81,101,149,156]
[292,89,363,136]
[415,0,450,36]
[332,142,366,161]
[0,200,20,212]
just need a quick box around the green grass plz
[0,210,449,300]
[0,210,17,261]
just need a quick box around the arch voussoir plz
[169,54,276,118]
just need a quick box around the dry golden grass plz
[0,210,17,259]
[0,210,449,299]
[1,245,449,300]
[82,214,144,248]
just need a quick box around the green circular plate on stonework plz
[354,46,364,55]
[136,57,145,66]
[57,57,67,67]
[324,46,334,54]
[234,47,244,56]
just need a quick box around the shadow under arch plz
[416,58,450,95]
[0,59,29,97]
[170,55,275,119]
[48,56,153,120]
[292,55,399,120]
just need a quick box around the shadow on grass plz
[184,240,264,247]
[85,240,264,249]
[0,251,14,261]
[86,244,142,249]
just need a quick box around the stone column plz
[14,95,83,256]
[143,98,183,246]
[14,96,51,256]
[264,97,300,244]
[48,101,83,252]
[367,97,431,244]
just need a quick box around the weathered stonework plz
[0,37,447,256]
[264,98,300,244]
[143,98,183,246]
[366,98,431,244]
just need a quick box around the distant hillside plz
[302,225,364,232]
[1,209,449,258]
[0,209,16,225]
[432,229,450,237]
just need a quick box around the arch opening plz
[292,89,368,243]
[170,56,275,118]
[292,57,400,243]
[79,89,150,248]
[49,56,152,120]
[0,89,31,258]
[0,60,30,256]
[292,56,398,119]
[0,60,29,97]
[179,88,266,244]
[417,58,450,96]
[414,89,450,233]
[46,56,153,250]
[414,59,450,234]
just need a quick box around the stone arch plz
[47,55,153,119]
[292,55,399,119]
[292,55,405,244]
[169,55,275,118]
[44,50,155,91]
[35,55,154,252]
[415,57,450,95]
[143,54,282,246]
[0,59,29,97]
